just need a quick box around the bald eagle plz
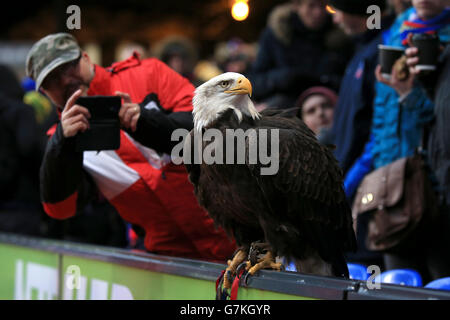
[184,72,356,289]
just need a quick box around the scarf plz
[400,7,450,45]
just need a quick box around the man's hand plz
[405,33,421,76]
[61,89,91,138]
[405,47,421,76]
[116,91,140,132]
[405,33,444,75]
[375,64,414,97]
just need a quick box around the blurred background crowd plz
[1,0,450,283]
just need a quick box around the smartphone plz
[74,95,122,152]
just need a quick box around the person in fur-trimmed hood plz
[247,0,353,110]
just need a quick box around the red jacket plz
[41,53,235,261]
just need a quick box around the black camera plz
[74,96,121,152]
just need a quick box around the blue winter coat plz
[343,7,440,198]
[329,26,386,175]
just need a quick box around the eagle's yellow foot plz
[247,251,283,276]
[223,249,248,289]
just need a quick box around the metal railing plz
[0,232,449,300]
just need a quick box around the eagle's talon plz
[236,261,251,275]
[225,270,233,281]
[244,271,252,287]
[223,270,234,290]
[216,275,226,300]
[236,262,246,275]
[223,248,248,289]
[247,251,283,275]
[269,262,284,272]
[220,288,229,300]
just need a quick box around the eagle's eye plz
[219,80,230,88]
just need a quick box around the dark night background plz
[1,0,286,67]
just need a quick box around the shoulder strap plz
[418,123,431,154]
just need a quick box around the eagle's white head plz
[193,72,260,131]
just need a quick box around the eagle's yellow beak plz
[225,76,252,97]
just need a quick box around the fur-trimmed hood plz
[267,3,350,50]
[267,4,295,46]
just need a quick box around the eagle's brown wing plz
[247,115,346,204]
[184,129,201,186]
[245,115,356,261]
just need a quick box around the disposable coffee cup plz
[411,33,440,71]
[378,45,405,80]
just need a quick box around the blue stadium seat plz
[282,257,297,272]
[425,277,450,291]
[375,269,423,287]
[347,263,369,280]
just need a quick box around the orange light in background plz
[232,0,249,21]
[326,5,336,14]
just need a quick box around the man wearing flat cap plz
[27,33,235,260]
